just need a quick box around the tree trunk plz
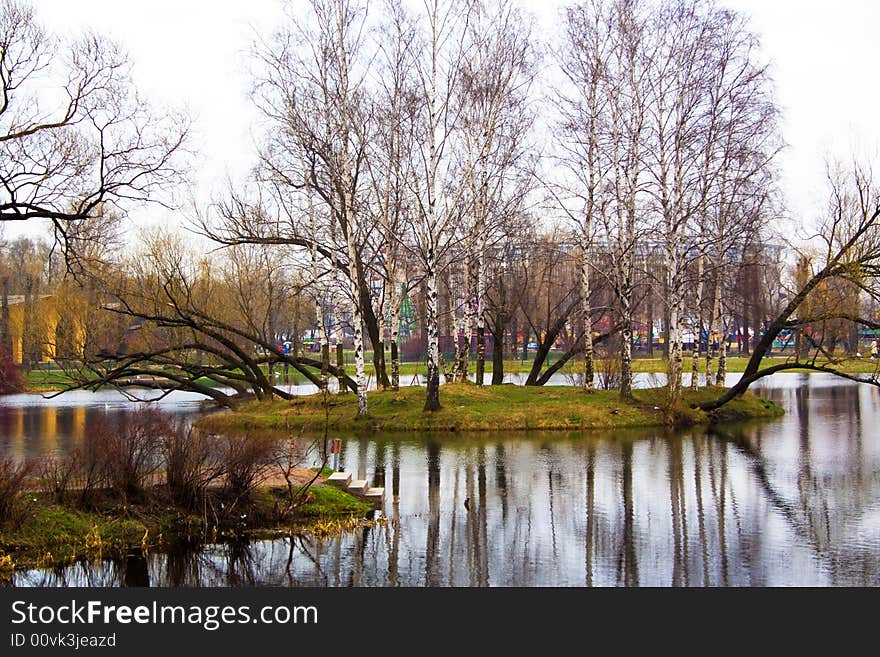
[620,323,633,399]
[666,244,683,405]
[580,232,595,392]
[344,231,368,416]
[457,256,474,382]
[474,245,487,386]
[706,267,721,388]
[716,310,728,385]
[691,254,704,391]
[358,265,390,389]
[334,299,345,394]
[490,318,505,385]
[390,282,400,391]
[424,249,441,412]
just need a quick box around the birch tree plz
[405,0,471,412]
[643,0,715,406]
[369,0,421,391]
[698,9,779,388]
[459,0,536,385]
[602,0,649,399]
[559,0,614,392]
[202,0,375,414]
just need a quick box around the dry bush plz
[93,407,164,503]
[220,434,281,507]
[162,425,224,510]
[39,454,81,505]
[596,337,622,391]
[75,427,111,506]
[272,434,327,516]
[0,457,34,527]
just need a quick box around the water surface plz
[7,373,880,586]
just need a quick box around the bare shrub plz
[39,454,81,505]
[0,348,23,394]
[596,336,622,391]
[220,434,280,508]
[74,425,111,506]
[271,434,328,516]
[0,457,34,527]
[162,425,224,510]
[94,408,164,503]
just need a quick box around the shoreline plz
[195,383,785,435]
[0,473,377,576]
[18,356,874,396]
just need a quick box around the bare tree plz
[459,0,537,386]
[202,0,375,415]
[701,160,880,410]
[0,0,188,261]
[558,0,615,392]
[598,0,650,399]
[59,230,354,405]
[404,0,471,411]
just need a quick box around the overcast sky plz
[16,0,880,242]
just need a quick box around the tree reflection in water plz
[8,374,880,587]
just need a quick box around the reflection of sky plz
[11,373,880,587]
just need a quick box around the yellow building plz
[5,294,86,364]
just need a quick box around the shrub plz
[0,347,23,394]
[596,336,623,391]
[94,408,164,503]
[0,457,34,527]
[220,434,280,507]
[162,424,224,509]
[39,454,81,505]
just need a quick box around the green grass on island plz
[197,383,784,435]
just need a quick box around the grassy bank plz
[0,479,373,573]
[197,383,783,435]
[21,354,876,394]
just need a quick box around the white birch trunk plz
[344,225,368,416]
[691,254,704,391]
[424,247,441,410]
[474,236,487,386]
[458,254,474,382]
[716,304,728,386]
[308,192,329,393]
[666,243,682,403]
[336,1,366,415]
[580,229,595,392]
[706,267,722,388]
[390,276,400,391]
[423,3,441,411]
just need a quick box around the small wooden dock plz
[325,472,384,505]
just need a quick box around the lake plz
[4,373,879,586]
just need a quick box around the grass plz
[296,484,373,518]
[20,353,880,394]
[23,369,76,393]
[0,480,374,573]
[197,382,783,435]
[0,499,152,569]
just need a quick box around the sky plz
[13,0,880,243]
